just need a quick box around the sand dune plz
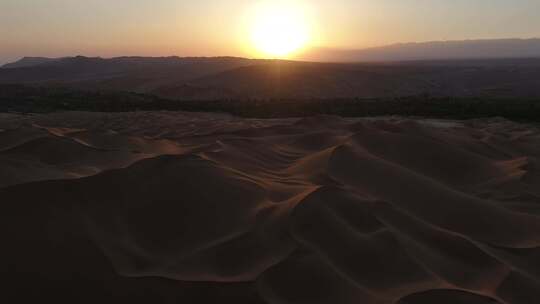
[1,111,539,303]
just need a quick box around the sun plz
[249,2,311,58]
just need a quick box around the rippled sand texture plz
[1,112,540,303]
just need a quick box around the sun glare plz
[249,1,311,58]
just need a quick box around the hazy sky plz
[1,0,539,64]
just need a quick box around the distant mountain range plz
[0,56,258,99]
[304,38,540,62]
[1,57,59,69]
[2,40,540,100]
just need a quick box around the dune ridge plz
[1,111,540,303]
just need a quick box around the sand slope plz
[1,112,539,303]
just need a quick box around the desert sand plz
[1,111,539,303]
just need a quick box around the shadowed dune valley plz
[2,0,540,303]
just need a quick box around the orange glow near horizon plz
[1,1,539,64]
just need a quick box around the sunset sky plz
[1,0,539,64]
